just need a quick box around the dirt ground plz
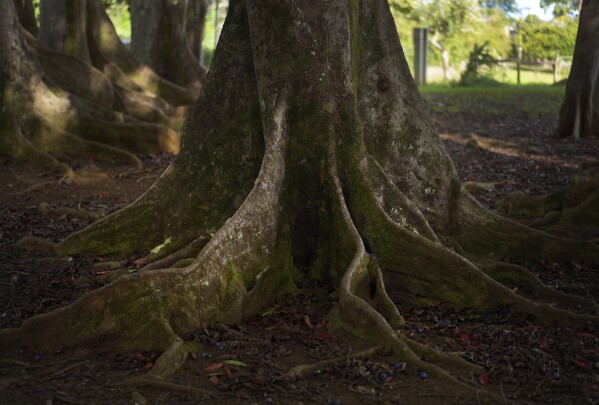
[1,89,598,404]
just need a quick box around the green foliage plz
[540,0,580,17]
[518,15,577,60]
[105,2,131,40]
[479,0,517,12]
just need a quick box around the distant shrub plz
[518,15,577,60]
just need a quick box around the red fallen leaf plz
[133,257,147,266]
[144,362,153,370]
[223,365,233,378]
[208,375,219,384]
[134,352,144,361]
[460,333,469,342]
[318,332,330,340]
[576,332,596,338]
[479,371,489,385]
[113,196,128,202]
[573,359,592,372]
[315,320,327,329]
[511,287,519,293]
[539,337,550,352]
[204,363,224,372]
[94,270,112,276]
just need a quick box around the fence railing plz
[491,52,572,84]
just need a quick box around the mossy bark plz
[556,0,599,139]
[3,0,598,396]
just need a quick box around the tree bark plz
[39,0,91,64]
[556,0,599,138]
[130,0,205,90]
[14,0,38,36]
[2,0,598,395]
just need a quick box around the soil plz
[1,92,598,404]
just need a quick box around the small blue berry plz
[201,352,212,359]
[576,304,582,310]
[264,397,274,404]
[552,370,560,380]
[415,327,424,334]
[393,361,403,370]
[418,370,428,380]
[378,372,388,382]
[264,353,272,362]
[329,399,342,405]
[32,352,42,362]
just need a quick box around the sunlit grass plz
[420,83,566,118]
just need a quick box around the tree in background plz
[390,0,511,81]
[541,0,582,17]
[3,2,597,401]
[556,0,598,138]
[0,0,187,176]
[518,14,578,60]
[130,0,208,91]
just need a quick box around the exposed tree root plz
[452,191,599,262]
[286,346,380,379]
[496,172,599,235]
[478,261,599,313]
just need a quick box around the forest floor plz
[0,85,598,404]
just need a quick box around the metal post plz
[517,46,522,85]
[413,28,428,86]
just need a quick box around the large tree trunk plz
[130,0,205,90]
[1,0,179,176]
[3,0,598,397]
[556,0,599,138]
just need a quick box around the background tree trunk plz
[556,0,599,138]
[130,0,205,90]
[39,0,91,64]
[14,0,38,36]
[186,0,210,66]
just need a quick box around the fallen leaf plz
[144,362,153,370]
[460,333,469,342]
[134,352,144,361]
[539,337,549,352]
[479,371,489,385]
[444,338,462,351]
[223,365,233,378]
[208,375,219,384]
[315,320,327,329]
[204,363,223,372]
[133,257,147,266]
[318,332,330,340]
[304,315,313,328]
[576,333,596,338]
[573,359,592,372]
[223,360,247,367]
